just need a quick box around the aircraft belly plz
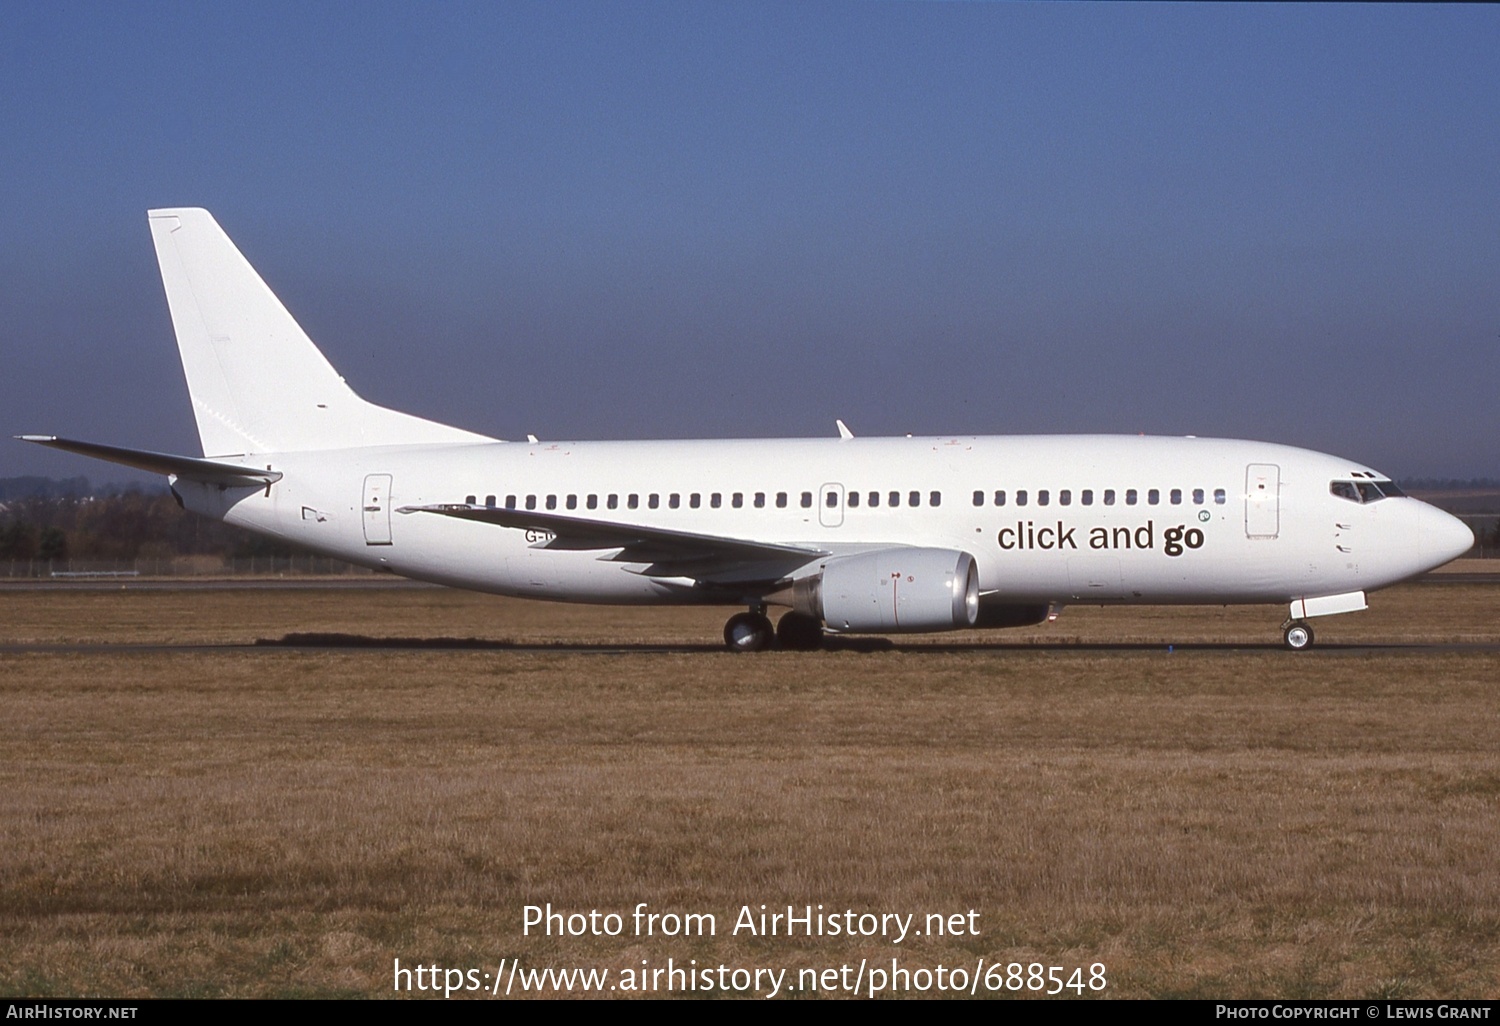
[1066,554,1124,600]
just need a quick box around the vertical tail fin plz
[147,208,493,456]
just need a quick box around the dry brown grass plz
[3,578,1496,648]
[1,584,1498,998]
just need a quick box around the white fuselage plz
[173,433,1471,609]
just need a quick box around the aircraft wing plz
[398,503,828,580]
[17,435,282,487]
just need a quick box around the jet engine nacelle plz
[788,547,979,633]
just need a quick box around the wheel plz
[724,611,774,652]
[1283,621,1314,650]
[776,611,825,651]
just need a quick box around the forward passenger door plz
[1245,464,1280,538]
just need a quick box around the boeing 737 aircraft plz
[21,209,1474,651]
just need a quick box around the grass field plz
[1,584,1498,999]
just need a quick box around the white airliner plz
[21,209,1474,651]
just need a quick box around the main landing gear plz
[724,609,775,652]
[775,611,825,651]
[1282,619,1315,651]
[723,608,826,652]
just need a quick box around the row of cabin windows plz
[971,487,1229,508]
[467,491,815,511]
[842,490,942,509]
[457,488,1239,512]
[460,490,946,511]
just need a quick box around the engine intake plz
[786,547,979,633]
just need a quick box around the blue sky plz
[3,2,1498,480]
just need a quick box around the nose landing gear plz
[1282,619,1314,651]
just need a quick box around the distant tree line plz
[0,476,92,502]
[1398,477,1500,492]
[1392,477,1500,489]
[0,478,297,562]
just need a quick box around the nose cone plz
[1419,503,1474,569]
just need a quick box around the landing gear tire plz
[776,611,825,651]
[1283,621,1314,651]
[724,611,775,653]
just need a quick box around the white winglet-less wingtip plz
[21,209,1474,651]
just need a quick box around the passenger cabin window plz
[690,493,701,508]
[909,491,920,507]
[826,492,837,508]
[889,491,900,507]
[1192,488,1204,505]
[712,493,722,508]
[648,494,659,509]
[801,492,813,508]
[1081,489,1093,506]
[484,494,496,507]
[566,494,577,510]
[506,495,517,509]
[973,490,985,507]
[587,494,598,510]
[754,492,765,508]
[1104,489,1115,506]
[1016,490,1028,506]
[1170,489,1182,505]
[868,491,879,507]
[1038,490,1050,506]
[848,491,860,508]
[1147,489,1159,505]
[995,490,1006,506]
[607,494,618,509]
[1214,488,1226,505]
[1060,490,1071,506]
[628,494,639,509]
[526,495,537,510]
[776,492,788,508]
[668,494,680,509]
[930,491,941,507]
[465,494,476,505]
[732,493,744,509]
[1125,489,1137,506]
[546,495,557,510]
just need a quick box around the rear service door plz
[363,474,393,545]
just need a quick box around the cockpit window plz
[1332,480,1403,504]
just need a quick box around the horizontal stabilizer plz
[17,435,282,487]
